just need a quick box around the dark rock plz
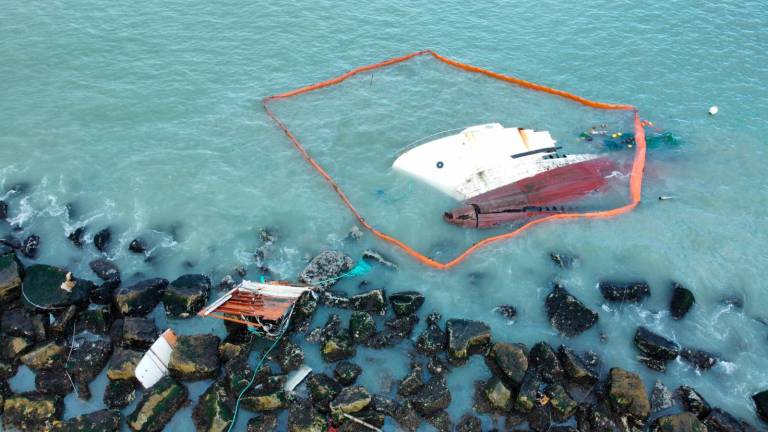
[2,335,34,359]
[79,303,114,334]
[704,408,754,432]
[2,392,63,431]
[0,359,18,379]
[1,308,46,341]
[287,398,325,432]
[35,368,73,396]
[599,280,651,303]
[321,333,356,362]
[528,404,552,432]
[66,335,113,395]
[652,412,708,432]
[634,326,680,371]
[382,314,418,341]
[219,275,236,290]
[218,336,251,364]
[0,200,6,220]
[162,274,211,318]
[192,379,233,432]
[19,341,65,370]
[275,339,303,373]
[129,238,147,254]
[320,290,351,309]
[21,264,91,309]
[67,227,85,248]
[90,279,120,305]
[547,384,578,421]
[21,234,40,258]
[307,373,342,412]
[121,317,157,350]
[483,376,513,411]
[576,403,618,432]
[246,413,278,432]
[446,319,491,365]
[109,318,124,347]
[411,375,451,416]
[651,379,674,413]
[487,342,528,388]
[362,249,398,269]
[104,379,136,408]
[515,366,542,412]
[546,283,599,337]
[426,357,449,376]
[240,375,289,412]
[93,228,111,252]
[127,376,188,432]
[677,385,711,418]
[414,316,446,356]
[334,361,362,386]
[607,368,650,427]
[168,334,220,380]
[389,291,424,316]
[349,311,376,344]
[558,345,597,385]
[456,414,482,432]
[114,278,168,317]
[1,235,22,250]
[550,252,576,269]
[670,282,695,319]
[0,252,23,303]
[370,394,396,416]
[50,305,79,340]
[425,410,452,432]
[50,409,120,432]
[681,347,718,371]
[393,400,421,431]
[529,341,564,384]
[291,291,318,333]
[89,259,120,283]
[306,313,341,344]
[397,363,424,397]
[330,385,371,414]
[754,389,768,423]
[350,289,386,315]
[299,250,354,288]
[107,348,143,380]
[495,304,517,319]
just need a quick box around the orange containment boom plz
[198,281,312,329]
[263,50,647,270]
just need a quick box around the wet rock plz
[321,290,351,309]
[66,335,113,396]
[426,357,449,376]
[0,359,18,379]
[546,283,599,337]
[1,308,46,341]
[307,373,342,412]
[109,318,124,346]
[411,375,451,416]
[129,238,147,254]
[456,414,482,432]
[414,315,446,356]
[219,275,235,289]
[515,366,542,412]
[89,259,121,283]
[547,384,578,421]
[677,385,711,419]
[21,264,91,308]
[272,339,302,373]
[2,335,33,359]
[291,291,318,333]
[35,368,73,396]
[0,200,6,220]
[393,400,421,431]
[334,361,362,386]
[106,348,141,380]
[362,249,398,270]
[350,289,386,315]
[330,385,371,414]
[483,376,513,411]
[121,317,157,350]
[558,345,597,385]
[2,392,63,431]
[247,413,278,432]
[381,314,418,341]
[50,409,121,432]
[93,228,111,252]
[599,280,651,303]
[550,252,576,269]
[21,234,40,259]
[528,404,552,432]
[240,375,289,412]
[670,282,695,319]
[321,333,356,362]
[389,291,424,316]
[127,376,188,432]
[193,380,233,432]
[704,408,754,432]
[398,363,424,397]
[104,379,137,408]
[651,379,674,413]
[162,274,211,318]
[168,334,220,380]
[1,235,22,250]
[218,336,251,364]
[529,341,564,384]
[681,347,718,371]
[90,279,120,305]
[754,389,768,423]
[495,304,517,319]
[0,252,23,303]
[652,412,708,432]
[634,326,680,371]
[20,341,65,370]
[349,311,376,344]
[425,410,452,432]
[67,227,85,248]
[287,398,325,432]
[49,305,79,340]
[487,342,528,388]
[576,403,618,432]
[607,367,650,427]
[79,303,113,334]
[446,319,491,365]
[306,313,341,344]
[299,251,354,288]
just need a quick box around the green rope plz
[312,259,372,285]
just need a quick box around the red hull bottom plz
[444,157,617,228]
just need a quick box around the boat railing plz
[396,127,468,155]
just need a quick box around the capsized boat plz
[392,123,617,228]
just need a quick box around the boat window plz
[436,161,444,169]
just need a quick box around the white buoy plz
[708,106,719,116]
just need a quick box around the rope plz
[21,284,66,310]
[310,259,372,286]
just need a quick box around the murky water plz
[1,0,767,430]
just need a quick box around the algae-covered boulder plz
[557,345,597,385]
[529,341,564,384]
[288,398,326,432]
[162,274,211,318]
[0,252,23,303]
[50,409,121,432]
[389,291,425,316]
[330,385,372,414]
[35,368,73,396]
[121,317,158,350]
[2,335,34,360]
[334,361,362,386]
[193,380,233,432]
[240,375,290,412]
[515,367,542,412]
[321,333,356,363]
[247,413,278,432]
[307,373,342,412]
[411,376,451,416]
[1,308,46,341]
[107,348,143,380]
[446,319,491,365]
[275,339,304,373]
[350,289,387,315]
[545,283,599,337]
[114,278,168,316]
[415,313,447,356]
[21,264,91,309]
[80,303,114,334]
[487,342,528,388]
[652,412,708,432]
[2,392,63,431]
[127,376,188,432]
[349,311,376,344]
[169,334,221,380]
[483,377,512,411]
[299,251,354,288]
[104,378,137,408]
[607,367,650,427]
[65,335,113,395]
[546,384,578,422]
[398,363,424,397]
[19,341,65,370]
[670,282,695,320]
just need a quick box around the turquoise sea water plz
[1,0,767,430]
